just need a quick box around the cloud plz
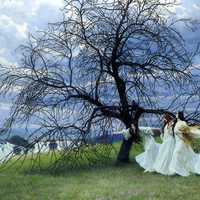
[0,0,65,125]
[0,0,200,127]
[176,0,200,18]
[0,0,64,65]
[0,0,199,66]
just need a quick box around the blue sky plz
[1,0,200,66]
[0,0,64,66]
[0,0,64,126]
[0,0,200,127]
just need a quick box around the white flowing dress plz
[169,119,200,176]
[135,127,160,172]
[153,123,175,175]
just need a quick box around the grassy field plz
[0,142,200,200]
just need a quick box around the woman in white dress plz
[136,113,176,174]
[115,124,160,172]
[169,112,200,176]
[153,113,175,175]
[135,125,163,172]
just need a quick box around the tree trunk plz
[116,136,134,163]
[116,108,143,163]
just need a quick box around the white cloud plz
[0,0,65,125]
[0,0,64,66]
[193,4,200,11]
[0,0,200,126]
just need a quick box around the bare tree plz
[0,0,200,165]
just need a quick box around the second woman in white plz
[153,113,175,175]
[169,112,200,176]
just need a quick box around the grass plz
[0,142,200,200]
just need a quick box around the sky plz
[0,0,200,129]
[0,0,64,66]
[0,0,65,127]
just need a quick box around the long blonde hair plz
[179,126,193,146]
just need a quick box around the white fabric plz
[135,127,160,172]
[169,119,200,176]
[136,121,200,176]
[153,124,175,175]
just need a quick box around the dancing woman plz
[135,126,162,172]
[116,124,160,172]
[153,113,175,175]
[169,112,200,176]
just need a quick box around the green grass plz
[0,142,200,200]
